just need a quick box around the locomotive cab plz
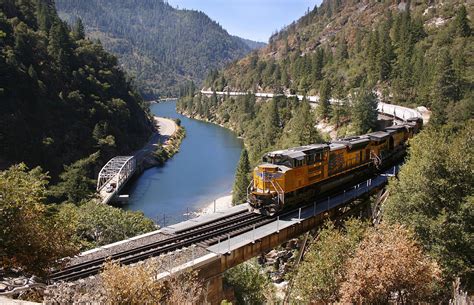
[248,145,328,215]
[248,151,288,214]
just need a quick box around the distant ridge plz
[235,36,267,50]
[56,0,254,98]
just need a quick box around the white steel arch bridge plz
[97,156,136,204]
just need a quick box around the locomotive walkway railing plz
[208,164,400,254]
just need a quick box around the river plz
[123,100,243,226]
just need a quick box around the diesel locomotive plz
[248,119,422,215]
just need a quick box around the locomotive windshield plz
[263,155,292,167]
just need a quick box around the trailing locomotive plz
[248,119,422,215]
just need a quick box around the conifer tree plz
[36,0,55,33]
[72,17,85,40]
[367,31,379,80]
[317,79,331,120]
[454,5,470,37]
[48,21,73,70]
[280,99,321,147]
[232,149,251,205]
[351,85,378,134]
[431,50,458,126]
[263,99,280,147]
[312,49,324,81]
[337,37,348,60]
[378,20,394,81]
[281,68,289,88]
[211,90,218,107]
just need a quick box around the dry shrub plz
[165,271,205,304]
[100,260,205,304]
[340,223,441,303]
[101,260,164,304]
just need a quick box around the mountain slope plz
[235,36,267,50]
[205,0,472,116]
[0,0,152,179]
[56,0,253,98]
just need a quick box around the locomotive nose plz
[254,165,279,191]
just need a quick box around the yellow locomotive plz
[248,119,422,215]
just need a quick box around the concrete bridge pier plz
[196,195,375,304]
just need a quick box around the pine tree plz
[263,99,280,147]
[317,79,331,120]
[454,5,471,37]
[281,68,289,88]
[378,20,394,81]
[337,37,348,60]
[312,49,324,81]
[351,86,378,134]
[47,21,73,70]
[280,99,321,148]
[36,0,55,33]
[367,31,379,80]
[211,90,218,107]
[72,18,85,41]
[431,50,458,126]
[232,149,251,205]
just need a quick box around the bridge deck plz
[161,204,249,235]
[207,166,396,254]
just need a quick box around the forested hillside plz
[0,0,156,280]
[0,0,152,182]
[56,0,259,98]
[178,1,473,300]
[205,0,472,119]
[184,0,473,162]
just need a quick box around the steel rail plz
[50,213,269,282]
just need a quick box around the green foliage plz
[454,5,471,37]
[153,125,185,165]
[431,50,459,127]
[280,99,322,148]
[317,79,331,119]
[384,123,474,292]
[153,142,168,166]
[58,201,156,250]
[0,0,152,188]
[211,2,472,114]
[56,0,257,98]
[224,260,273,305]
[50,151,100,203]
[71,17,85,41]
[178,93,310,165]
[350,86,378,134]
[0,164,78,275]
[291,219,368,303]
[0,163,156,274]
[232,149,251,205]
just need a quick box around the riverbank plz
[141,116,183,168]
[198,194,233,215]
[125,100,243,224]
[148,98,179,105]
[153,122,186,165]
[177,110,240,136]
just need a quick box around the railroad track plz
[50,211,272,282]
[50,163,402,283]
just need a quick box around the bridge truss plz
[96,156,136,192]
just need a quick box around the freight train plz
[248,118,423,215]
